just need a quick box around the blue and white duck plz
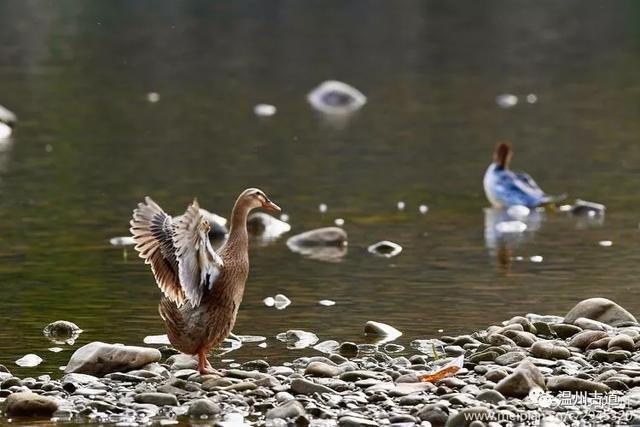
[483,143,562,208]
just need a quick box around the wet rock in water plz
[263,296,275,307]
[266,399,306,420]
[187,398,221,417]
[364,321,402,344]
[64,342,161,376]
[495,360,545,398]
[546,375,610,393]
[564,297,636,327]
[319,299,336,306]
[495,93,518,109]
[15,354,43,367]
[134,392,179,406]
[254,103,277,117]
[3,392,58,417]
[286,227,348,261]
[274,294,291,310]
[530,341,571,360]
[109,236,135,246]
[0,104,17,126]
[287,227,347,247]
[367,240,402,258]
[43,320,82,345]
[143,334,171,345]
[569,199,605,217]
[307,80,367,115]
[313,340,340,354]
[247,212,291,242]
[276,330,319,349]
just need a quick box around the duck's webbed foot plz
[197,350,221,376]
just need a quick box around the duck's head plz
[236,188,281,213]
[493,142,512,169]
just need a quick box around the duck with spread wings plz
[130,188,280,374]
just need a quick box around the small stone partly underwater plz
[367,241,402,258]
[15,354,43,367]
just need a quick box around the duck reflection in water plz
[483,206,545,271]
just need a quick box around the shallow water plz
[1,0,640,379]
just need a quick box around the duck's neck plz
[227,201,251,251]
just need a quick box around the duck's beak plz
[263,198,281,212]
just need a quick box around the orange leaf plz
[419,355,464,383]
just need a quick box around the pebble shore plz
[3,297,640,426]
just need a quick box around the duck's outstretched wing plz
[130,197,186,306]
[173,199,224,308]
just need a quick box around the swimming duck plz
[483,142,561,208]
[130,188,280,374]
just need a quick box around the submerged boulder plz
[247,212,291,242]
[64,342,161,376]
[569,199,605,217]
[286,227,348,261]
[43,320,83,345]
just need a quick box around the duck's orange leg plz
[197,349,221,375]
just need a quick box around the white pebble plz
[319,203,327,213]
[110,236,135,246]
[318,299,336,306]
[598,240,613,247]
[254,103,277,117]
[558,204,572,212]
[495,220,527,233]
[15,354,43,367]
[263,297,275,307]
[334,218,345,227]
[419,205,429,214]
[397,201,406,211]
[496,93,518,109]
[530,255,543,263]
[437,329,443,333]
[48,347,63,353]
[258,342,267,348]
[279,213,290,222]
[146,92,160,103]
[526,93,538,104]
[274,294,291,310]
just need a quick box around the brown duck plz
[130,188,280,374]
